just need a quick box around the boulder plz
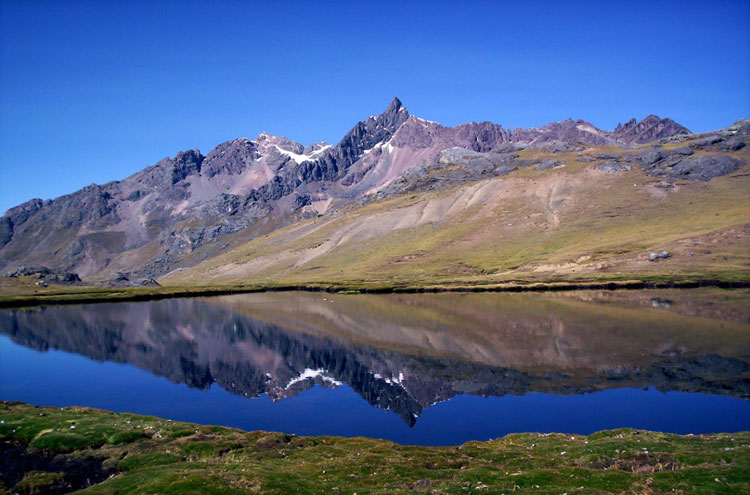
[536,159,562,171]
[594,161,631,173]
[672,146,694,156]
[649,251,671,261]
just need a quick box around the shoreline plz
[1,401,748,494]
[1,277,749,309]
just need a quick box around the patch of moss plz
[118,452,184,470]
[107,429,149,445]
[29,431,105,452]
[13,470,65,494]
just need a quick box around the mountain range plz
[1,98,747,287]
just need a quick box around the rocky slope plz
[162,117,749,288]
[0,99,704,285]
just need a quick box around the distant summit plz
[381,97,408,126]
[613,115,690,144]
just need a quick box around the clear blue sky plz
[1,0,748,214]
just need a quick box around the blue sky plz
[1,0,748,214]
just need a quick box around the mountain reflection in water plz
[1,290,749,428]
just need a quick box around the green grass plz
[1,401,748,494]
[1,278,748,309]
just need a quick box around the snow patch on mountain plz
[284,368,342,389]
[273,146,312,164]
[373,371,405,386]
[415,116,440,126]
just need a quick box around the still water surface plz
[1,289,748,445]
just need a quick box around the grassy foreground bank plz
[1,402,748,494]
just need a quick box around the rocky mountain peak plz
[377,97,410,132]
[254,133,301,152]
[613,115,690,144]
[334,98,410,160]
[201,138,259,177]
[385,96,405,114]
[615,118,637,132]
[175,149,203,164]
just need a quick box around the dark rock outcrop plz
[292,194,312,210]
[594,161,631,173]
[672,146,694,156]
[623,146,745,182]
[623,148,745,181]
[721,139,746,152]
[669,155,744,182]
[4,266,81,283]
[536,159,563,170]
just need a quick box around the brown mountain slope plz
[160,137,750,288]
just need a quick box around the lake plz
[1,289,748,446]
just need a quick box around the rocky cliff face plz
[0,99,698,282]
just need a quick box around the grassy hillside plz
[160,143,750,288]
[2,402,749,494]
